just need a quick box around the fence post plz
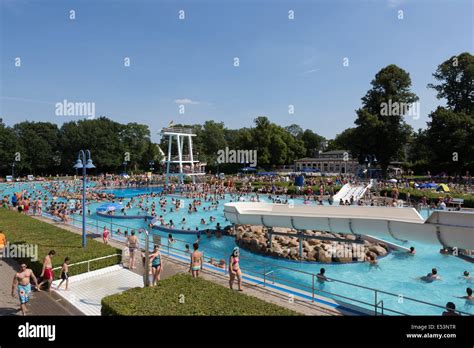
[263,267,266,287]
[374,290,378,316]
[312,274,315,302]
[87,260,90,273]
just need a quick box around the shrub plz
[101,273,299,316]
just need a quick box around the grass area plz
[101,273,300,316]
[379,188,474,208]
[0,208,121,277]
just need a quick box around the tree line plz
[0,52,472,177]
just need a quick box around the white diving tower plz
[160,127,205,185]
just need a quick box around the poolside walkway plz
[0,257,82,316]
[32,215,344,316]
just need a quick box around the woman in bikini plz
[190,243,202,278]
[229,247,243,291]
[149,245,163,286]
[127,231,139,269]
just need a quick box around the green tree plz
[428,52,474,114]
[351,65,417,172]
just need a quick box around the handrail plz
[51,253,121,272]
[65,213,473,316]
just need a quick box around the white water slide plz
[333,182,372,202]
[224,202,474,249]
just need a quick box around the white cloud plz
[302,68,320,75]
[174,98,200,105]
[387,0,406,8]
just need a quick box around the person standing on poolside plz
[57,257,70,290]
[149,245,163,286]
[38,250,55,292]
[190,243,202,278]
[12,263,39,315]
[229,247,243,291]
[127,231,139,270]
[103,226,110,245]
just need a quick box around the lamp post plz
[138,227,150,287]
[11,162,15,180]
[73,150,95,248]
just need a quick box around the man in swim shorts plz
[38,250,56,292]
[11,263,39,315]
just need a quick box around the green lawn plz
[0,208,121,277]
[101,273,300,316]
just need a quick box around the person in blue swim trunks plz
[11,263,39,315]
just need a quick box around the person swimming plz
[455,287,473,301]
[420,268,441,282]
[316,268,330,282]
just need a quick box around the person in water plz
[455,287,473,301]
[421,268,441,282]
[316,268,330,282]
[408,246,416,255]
[462,271,473,280]
[442,302,461,316]
[190,243,202,278]
[229,247,243,291]
[149,245,163,286]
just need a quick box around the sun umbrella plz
[436,184,450,192]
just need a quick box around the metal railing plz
[51,253,121,273]
[63,213,473,316]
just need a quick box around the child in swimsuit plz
[150,245,162,286]
[57,257,70,290]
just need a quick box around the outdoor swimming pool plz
[2,183,473,315]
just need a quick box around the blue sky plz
[1,0,472,142]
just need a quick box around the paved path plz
[33,216,343,316]
[0,257,82,316]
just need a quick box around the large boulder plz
[315,247,332,263]
[288,238,299,247]
[368,245,387,256]
[250,225,263,234]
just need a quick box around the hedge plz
[101,273,299,316]
[0,208,121,278]
[379,188,474,208]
